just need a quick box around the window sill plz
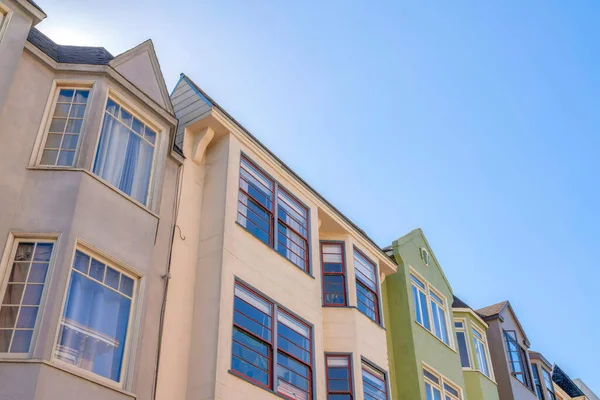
[228,369,305,400]
[321,304,386,330]
[0,358,136,398]
[235,221,314,279]
[415,320,456,353]
[26,166,159,220]
[463,368,497,385]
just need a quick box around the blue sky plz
[37,0,599,393]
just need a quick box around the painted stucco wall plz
[159,78,395,399]
[385,230,467,400]
[485,311,538,400]
[453,310,500,400]
[0,44,179,399]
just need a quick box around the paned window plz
[504,330,532,389]
[54,249,136,383]
[237,156,310,272]
[411,274,430,330]
[429,290,449,345]
[231,282,313,399]
[472,327,491,377]
[354,249,380,323]
[542,369,556,400]
[362,361,388,400]
[40,88,90,166]
[326,354,353,399]
[454,321,470,368]
[93,98,158,205]
[0,240,54,353]
[321,243,346,306]
[532,364,545,400]
[410,273,451,347]
[423,367,462,400]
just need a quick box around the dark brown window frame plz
[325,353,354,399]
[320,241,348,307]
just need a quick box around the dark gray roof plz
[27,28,113,65]
[452,295,472,309]
[553,365,585,398]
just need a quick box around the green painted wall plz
[383,229,468,400]
[454,310,500,400]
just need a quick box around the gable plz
[394,229,453,295]
[170,74,213,151]
[110,41,173,113]
[499,304,530,347]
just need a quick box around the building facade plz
[0,1,182,399]
[452,297,499,400]
[153,73,397,400]
[383,229,470,400]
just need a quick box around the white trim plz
[49,240,143,390]
[0,2,13,48]
[30,81,96,168]
[422,362,465,400]
[0,233,59,359]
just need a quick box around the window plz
[237,156,310,272]
[454,320,471,368]
[231,282,313,399]
[93,98,158,205]
[420,247,429,266]
[429,289,449,345]
[504,330,532,388]
[423,367,462,400]
[472,327,491,377]
[362,361,388,400]
[54,249,136,383]
[0,240,54,354]
[410,272,451,346]
[542,369,556,400]
[321,243,347,306]
[40,88,90,167]
[532,365,545,400]
[411,274,430,330]
[326,354,353,399]
[354,249,380,323]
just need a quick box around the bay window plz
[321,242,347,306]
[0,240,54,354]
[354,249,380,323]
[472,326,491,378]
[93,98,158,205]
[423,367,462,400]
[410,272,451,346]
[237,156,310,273]
[54,249,136,383]
[231,282,313,399]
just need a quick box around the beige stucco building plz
[0,1,182,399]
[153,74,398,400]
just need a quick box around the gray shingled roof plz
[27,28,113,65]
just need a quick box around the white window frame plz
[410,269,454,349]
[90,87,166,209]
[472,325,494,380]
[31,80,95,168]
[0,2,13,46]
[0,233,58,359]
[454,318,472,369]
[423,364,463,400]
[51,242,142,389]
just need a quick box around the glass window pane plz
[58,89,74,103]
[53,104,70,118]
[10,330,33,353]
[120,108,133,127]
[33,243,53,262]
[3,284,25,305]
[22,285,43,305]
[0,306,18,328]
[57,150,75,166]
[105,267,120,290]
[44,134,62,149]
[74,90,89,104]
[65,119,82,134]
[89,259,105,282]
[55,259,134,382]
[73,251,90,274]
[456,332,470,368]
[61,134,79,150]
[49,119,67,133]
[28,263,48,283]
[16,307,38,328]
[106,99,119,115]
[0,330,12,352]
[119,275,134,297]
[14,244,34,261]
[40,150,59,165]
[131,118,144,134]
[9,263,29,283]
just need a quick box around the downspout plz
[151,160,184,400]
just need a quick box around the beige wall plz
[158,109,394,400]
[0,40,179,400]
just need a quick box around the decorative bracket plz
[191,126,215,165]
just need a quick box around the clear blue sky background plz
[37,0,599,393]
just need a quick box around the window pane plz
[419,291,430,330]
[58,89,74,102]
[456,332,470,368]
[10,330,33,353]
[357,281,378,322]
[363,364,387,400]
[55,259,133,382]
[354,250,376,290]
[93,101,156,206]
[327,355,352,398]
[323,275,345,305]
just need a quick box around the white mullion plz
[107,104,155,147]
[70,264,131,299]
[7,243,36,352]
